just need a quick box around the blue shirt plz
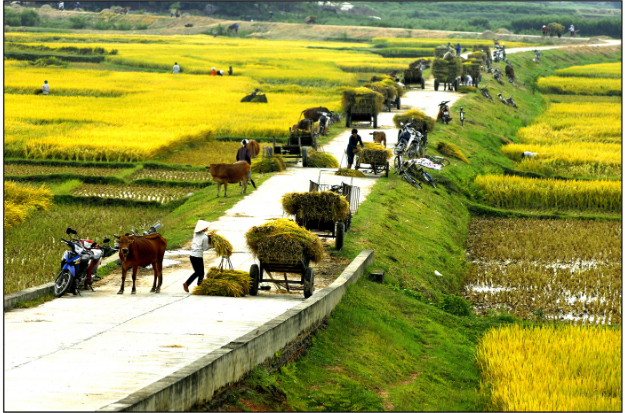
[348,134,364,149]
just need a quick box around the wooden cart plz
[345,95,378,128]
[249,253,315,298]
[273,128,319,166]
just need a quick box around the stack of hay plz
[409,58,431,69]
[364,81,396,101]
[434,45,449,58]
[306,150,339,168]
[463,58,481,80]
[245,218,324,263]
[335,168,366,178]
[392,110,436,133]
[437,141,470,164]
[468,51,487,66]
[252,155,286,173]
[282,191,349,222]
[355,142,392,165]
[432,56,463,83]
[208,232,233,258]
[341,87,384,115]
[380,77,404,97]
[192,268,250,297]
[458,86,477,93]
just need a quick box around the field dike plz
[203,46,621,411]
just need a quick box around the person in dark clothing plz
[346,128,364,169]
[236,139,255,188]
[455,43,461,56]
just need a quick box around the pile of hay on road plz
[432,57,463,82]
[335,168,366,178]
[282,191,349,222]
[245,218,324,263]
[437,141,470,164]
[207,231,233,258]
[306,149,339,168]
[192,268,250,297]
[251,155,286,173]
[393,110,436,132]
[356,142,392,165]
[341,87,384,115]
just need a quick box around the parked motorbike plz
[54,227,115,297]
[480,87,494,102]
[394,122,426,170]
[497,92,509,106]
[438,101,452,124]
[506,95,518,108]
[534,49,542,63]
[492,69,504,85]
[459,106,466,126]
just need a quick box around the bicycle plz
[394,156,422,190]
[423,154,450,166]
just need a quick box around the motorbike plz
[480,87,494,102]
[459,106,466,126]
[54,227,116,297]
[395,122,426,158]
[497,92,509,106]
[492,69,504,85]
[534,49,542,63]
[506,95,518,108]
[437,101,452,125]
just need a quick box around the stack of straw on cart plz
[432,56,463,82]
[341,87,384,115]
[393,110,436,132]
[282,191,349,222]
[192,268,250,297]
[245,219,324,263]
[356,142,392,165]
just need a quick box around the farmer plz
[455,43,461,56]
[237,139,253,183]
[75,1,80,9]
[58,1,64,10]
[465,74,473,87]
[318,113,329,136]
[346,128,364,170]
[173,62,180,74]
[210,67,217,76]
[251,88,259,98]
[269,11,273,21]
[569,24,575,37]
[182,220,213,293]
[234,23,239,34]
[542,25,547,36]
[217,70,224,76]
[521,151,538,159]
[42,80,49,95]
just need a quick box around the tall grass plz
[537,76,621,95]
[555,62,622,78]
[4,181,53,228]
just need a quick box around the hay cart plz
[354,148,390,177]
[403,68,426,90]
[295,175,360,251]
[432,54,463,92]
[345,95,379,128]
[273,129,319,167]
[249,253,315,298]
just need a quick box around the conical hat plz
[194,220,211,233]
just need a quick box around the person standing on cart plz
[236,139,256,188]
[346,128,365,170]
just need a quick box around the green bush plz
[116,21,132,31]
[93,19,114,30]
[68,16,88,29]
[4,9,22,26]
[135,23,149,30]
[20,9,41,27]
[436,294,473,317]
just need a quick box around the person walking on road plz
[346,128,365,170]
[42,80,50,95]
[183,220,213,293]
[173,62,180,74]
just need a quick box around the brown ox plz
[116,233,167,295]
[292,118,313,133]
[207,161,250,197]
[301,106,340,123]
[505,64,515,80]
[369,131,387,147]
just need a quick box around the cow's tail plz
[299,110,305,121]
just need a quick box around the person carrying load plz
[346,128,365,170]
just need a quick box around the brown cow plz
[116,233,167,294]
[369,131,387,147]
[207,161,250,197]
[301,107,340,123]
[505,64,515,80]
[292,118,313,133]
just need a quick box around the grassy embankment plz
[201,46,622,411]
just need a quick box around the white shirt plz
[173,65,180,74]
[42,84,49,95]
[190,232,212,258]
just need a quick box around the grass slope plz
[210,46,622,411]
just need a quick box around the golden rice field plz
[476,324,621,411]
[465,218,621,324]
[555,62,622,78]
[4,32,416,162]
[474,175,621,213]
[4,181,54,229]
[537,76,621,95]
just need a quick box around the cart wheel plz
[354,160,360,171]
[373,113,378,128]
[249,264,260,296]
[345,112,351,127]
[385,161,389,178]
[302,147,309,167]
[346,211,352,232]
[335,222,345,251]
[303,267,314,299]
[421,78,425,89]
[434,79,439,91]
[454,79,459,91]
[395,96,401,110]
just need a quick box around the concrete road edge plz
[97,249,375,412]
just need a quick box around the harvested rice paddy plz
[70,183,193,203]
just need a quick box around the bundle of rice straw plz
[403,68,422,83]
[380,78,404,97]
[432,57,463,82]
[245,218,324,263]
[458,86,477,94]
[462,59,481,79]
[355,142,392,165]
[409,58,430,69]
[473,45,490,59]
[282,191,349,222]
[251,94,268,103]
[392,110,436,133]
[192,268,250,297]
[335,168,366,178]
[306,149,339,168]
[468,51,486,65]
[364,81,395,101]
[434,45,449,58]
[251,155,286,173]
[208,231,233,258]
[437,141,470,164]
[341,87,384,115]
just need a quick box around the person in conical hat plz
[183,220,213,292]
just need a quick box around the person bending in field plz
[42,80,49,95]
[173,62,180,74]
[210,67,217,76]
[346,128,365,170]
